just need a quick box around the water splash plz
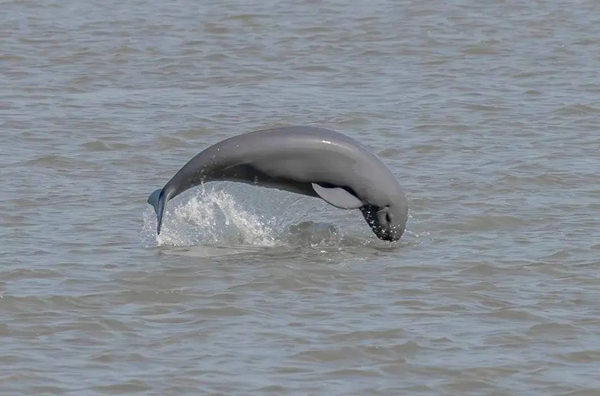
[140,184,414,250]
[140,186,280,247]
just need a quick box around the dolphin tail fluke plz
[147,188,167,234]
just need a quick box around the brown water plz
[2,1,600,394]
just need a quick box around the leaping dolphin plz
[148,126,408,241]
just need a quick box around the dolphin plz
[148,126,408,241]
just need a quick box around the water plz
[2,0,600,394]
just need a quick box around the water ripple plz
[2,0,600,394]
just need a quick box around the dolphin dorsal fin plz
[312,183,364,209]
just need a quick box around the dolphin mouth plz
[359,204,404,242]
[380,230,403,242]
[371,226,403,242]
[378,232,399,242]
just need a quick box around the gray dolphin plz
[148,126,408,241]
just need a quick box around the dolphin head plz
[360,201,408,242]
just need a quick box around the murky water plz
[2,0,600,394]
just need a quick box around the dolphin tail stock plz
[147,188,169,234]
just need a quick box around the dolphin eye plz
[385,213,391,223]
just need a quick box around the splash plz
[140,186,280,247]
[139,184,413,250]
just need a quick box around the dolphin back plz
[147,188,167,234]
[145,125,405,238]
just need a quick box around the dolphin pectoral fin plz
[311,183,364,209]
[147,188,167,234]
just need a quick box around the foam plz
[140,186,280,248]
[140,184,414,249]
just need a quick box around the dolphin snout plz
[373,226,403,242]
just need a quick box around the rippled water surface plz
[2,0,600,394]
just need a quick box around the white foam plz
[139,184,412,250]
[140,186,279,248]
